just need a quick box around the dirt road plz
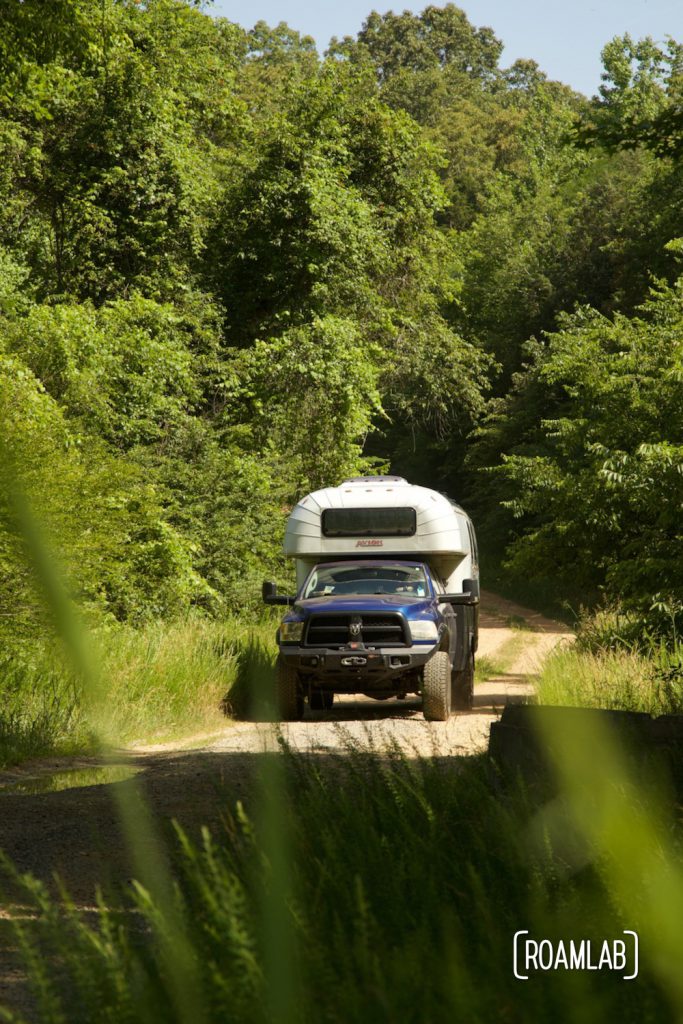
[0,592,571,1014]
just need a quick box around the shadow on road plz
[305,694,423,722]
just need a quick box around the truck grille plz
[304,613,407,648]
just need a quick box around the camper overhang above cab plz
[284,477,476,593]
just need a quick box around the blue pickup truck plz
[263,556,478,721]
[262,478,479,722]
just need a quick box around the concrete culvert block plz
[489,705,683,794]
[488,704,653,778]
[648,715,683,745]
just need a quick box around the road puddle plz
[0,764,140,796]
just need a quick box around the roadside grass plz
[475,630,529,683]
[0,617,280,767]
[474,653,507,682]
[538,642,683,715]
[0,652,91,768]
[222,632,278,721]
[93,617,277,745]
[4,740,681,1024]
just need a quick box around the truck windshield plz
[303,564,428,599]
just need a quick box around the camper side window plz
[467,520,479,574]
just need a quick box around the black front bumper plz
[279,644,436,686]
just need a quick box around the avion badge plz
[355,539,383,547]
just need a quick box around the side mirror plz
[262,581,295,606]
[463,578,480,599]
[442,591,479,606]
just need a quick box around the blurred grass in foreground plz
[4,739,683,1024]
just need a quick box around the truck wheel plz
[277,661,304,721]
[422,651,452,721]
[452,651,474,710]
[309,689,334,711]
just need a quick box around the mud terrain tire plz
[277,660,304,721]
[422,651,452,721]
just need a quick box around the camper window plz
[321,507,416,538]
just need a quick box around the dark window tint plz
[322,507,416,537]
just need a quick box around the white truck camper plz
[284,477,479,591]
[263,476,480,721]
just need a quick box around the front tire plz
[452,650,474,710]
[277,660,304,721]
[422,651,452,721]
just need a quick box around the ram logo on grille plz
[349,617,362,639]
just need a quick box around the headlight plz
[280,621,304,643]
[409,620,438,642]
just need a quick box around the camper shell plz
[263,477,479,721]
[284,476,478,592]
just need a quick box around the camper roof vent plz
[342,476,407,486]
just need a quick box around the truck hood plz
[293,595,435,618]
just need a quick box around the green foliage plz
[0,349,205,633]
[0,0,245,301]
[335,4,503,82]
[212,61,449,337]
[150,428,293,611]
[475,274,683,624]
[210,57,486,487]
[225,316,383,490]
[577,34,683,157]
[247,19,317,67]
[4,296,203,446]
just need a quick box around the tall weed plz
[93,617,250,744]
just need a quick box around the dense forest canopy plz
[1,0,682,642]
